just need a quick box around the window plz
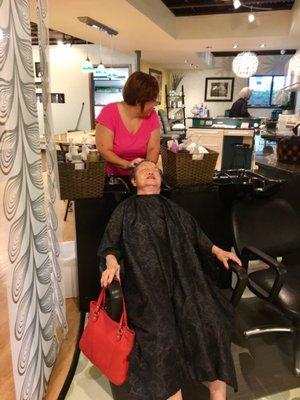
[248,75,287,107]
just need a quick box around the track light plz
[248,13,255,23]
[233,0,241,9]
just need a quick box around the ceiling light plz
[233,44,239,49]
[81,41,93,73]
[232,51,259,78]
[78,16,118,36]
[248,13,255,23]
[233,0,241,9]
[95,62,107,77]
[260,44,266,48]
[81,57,93,73]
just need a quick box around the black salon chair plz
[232,198,300,376]
[158,109,186,138]
[107,262,247,399]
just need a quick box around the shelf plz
[165,83,186,132]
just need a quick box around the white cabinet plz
[187,128,224,170]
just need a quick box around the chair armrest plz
[241,246,287,302]
[228,260,248,307]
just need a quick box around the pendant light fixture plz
[95,30,107,77]
[232,51,259,78]
[107,34,118,80]
[81,40,93,73]
[78,17,118,75]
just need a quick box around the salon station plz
[1,1,300,400]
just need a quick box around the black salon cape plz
[98,194,237,400]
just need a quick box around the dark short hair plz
[123,71,159,111]
[130,160,163,181]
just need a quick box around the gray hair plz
[239,87,252,99]
[130,160,163,181]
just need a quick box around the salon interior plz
[1,0,300,399]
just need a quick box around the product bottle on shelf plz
[199,103,204,117]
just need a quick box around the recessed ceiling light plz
[233,0,241,9]
[260,44,266,48]
[233,44,239,49]
[248,13,255,23]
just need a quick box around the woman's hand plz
[212,245,242,270]
[128,158,144,168]
[100,255,121,288]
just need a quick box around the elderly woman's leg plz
[167,389,183,400]
[208,380,226,400]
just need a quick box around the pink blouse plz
[96,102,160,176]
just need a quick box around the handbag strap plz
[96,285,129,328]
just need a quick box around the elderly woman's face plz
[131,162,162,192]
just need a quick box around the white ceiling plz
[29,0,300,69]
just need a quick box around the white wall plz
[296,92,300,115]
[33,44,136,134]
[173,68,246,126]
[173,54,294,124]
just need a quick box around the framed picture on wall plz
[205,77,234,102]
[149,68,162,105]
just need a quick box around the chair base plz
[244,326,293,337]
[244,325,300,378]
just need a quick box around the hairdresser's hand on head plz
[101,254,121,288]
[128,158,144,168]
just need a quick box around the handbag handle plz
[96,285,128,329]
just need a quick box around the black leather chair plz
[108,261,248,399]
[232,198,300,376]
[158,109,186,138]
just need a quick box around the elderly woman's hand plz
[101,254,121,288]
[212,245,242,270]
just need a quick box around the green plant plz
[171,72,184,91]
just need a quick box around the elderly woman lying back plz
[99,160,242,400]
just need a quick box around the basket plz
[160,145,218,186]
[58,159,106,200]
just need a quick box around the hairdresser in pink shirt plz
[95,71,161,178]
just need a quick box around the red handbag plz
[79,285,135,385]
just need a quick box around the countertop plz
[40,131,96,146]
[256,154,300,175]
[188,126,255,131]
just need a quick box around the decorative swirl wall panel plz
[0,0,67,398]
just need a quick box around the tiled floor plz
[66,295,300,400]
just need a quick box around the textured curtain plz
[0,0,67,399]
